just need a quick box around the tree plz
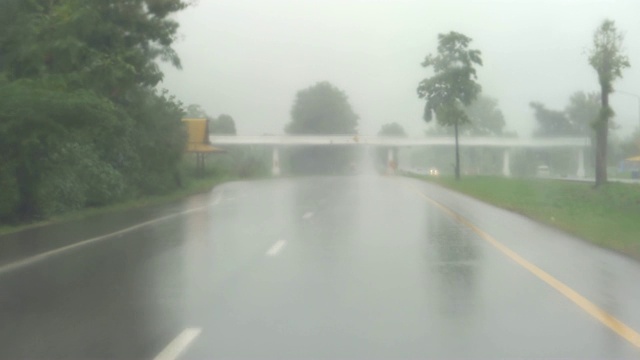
[0,0,189,98]
[465,96,506,136]
[285,82,359,174]
[529,101,588,176]
[378,122,407,137]
[0,0,190,222]
[531,93,601,138]
[566,92,601,173]
[425,96,510,175]
[565,92,601,137]
[286,82,358,135]
[588,19,630,187]
[211,114,237,135]
[184,105,237,135]
[417,31,483,180]
[185,104,209,118]
[427,95,505,136]
[530,102,576,137]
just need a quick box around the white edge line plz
[0,193,223,275]
[153,327,202,360]
[266,240,286,256]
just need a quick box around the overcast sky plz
[160,0,640,137]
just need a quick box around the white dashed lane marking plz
[266,240,286,256]
[153,327,202,360]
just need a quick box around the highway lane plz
[1,176,639,358]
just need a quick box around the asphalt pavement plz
[1,175,640,359]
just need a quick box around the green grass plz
[415,175,640,260]
[0,172,245,236]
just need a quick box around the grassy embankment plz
[0,154,267,236]
[417,175,640,260]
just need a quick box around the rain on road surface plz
[1,176,640,359]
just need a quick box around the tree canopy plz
[185,104,209,118]
[0,0,190,222]
[530,102,576,137]
[588,19,630,187]
[378,122,407,137]
[285,82,359,174]
[417,31,483,179]
[589,20,630,97]
[530,92,601,138]
[428,96,506,137]
[417,32,483,126]
[565,91,601,136]
[211,114,237,135]
[184,105,237,135]
[286,81,358,135]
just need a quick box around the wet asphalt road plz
[1,175,640,359]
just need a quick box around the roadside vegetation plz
[0,150,269,236]
[0,1,267,232]
[418,175,640,259]
[416,21,639,183]
[0,0,193,225]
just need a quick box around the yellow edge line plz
[408,184,640,349]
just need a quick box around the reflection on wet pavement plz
[0,176,639,359]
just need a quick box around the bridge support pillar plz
[577,148,586,178]
[272,147,281,176]
[502,149,511,177]
[387,148,395,175]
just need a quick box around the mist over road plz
[1,176,639,359]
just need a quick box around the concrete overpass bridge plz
[209,135,591,177]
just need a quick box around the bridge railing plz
[209,135,591,148]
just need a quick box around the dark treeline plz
[0,0,191,222]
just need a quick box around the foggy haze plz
[160,0,640,137]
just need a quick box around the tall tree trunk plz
[454,122,460,180]
[595,90,609,187]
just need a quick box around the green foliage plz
[286,81,358,135]
[124,88,187,195]
[530,102,576,137]
[285,82,359,174]
[0,1,190,223]
[378,122,407,137]
[0,163,20,219]
[0,80,130,220]
[185,104,209,118]
[425,176,640,259]
[417,31,483,179]
[589,20,630,97]
[588,19,630,187]
[465,96,506,136]
[211,114,237,135]
[528,93,600,175]
[0,0,189,98]
[417,32,482,126]
[184,104,237,135]
[565,92,600,135]
[38,142,126,215]
[427,96,506,136]
[182,147,269,179]
[531,92,601,138]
